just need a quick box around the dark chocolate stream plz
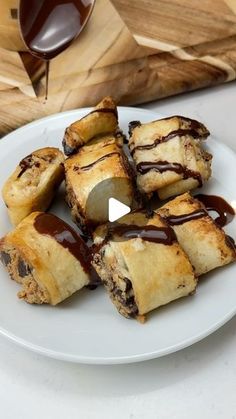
[34,213,99,285]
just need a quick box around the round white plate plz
[0,107,236,365]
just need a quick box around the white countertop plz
[1,83,236,419]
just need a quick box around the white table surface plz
[1,83,236,419]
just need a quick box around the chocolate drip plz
[195,194,235,228]
[34,213,100,285]
[131,128,204,155]
[74,151,120,172]
[106,222,177,245]
[166,209,208,226]
[136,161,202,187]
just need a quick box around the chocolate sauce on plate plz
[136,161,202,187]
[34,213,99,285]
[19,0,94,99]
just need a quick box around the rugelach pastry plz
[128,116,212,199]
[157,192,236,276]
[63,96,119,155]
[2,147,64,226]
[92,210,196,321]
[64,136,135,232]
[0,212,96,305]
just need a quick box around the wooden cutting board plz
[0,0,236,135]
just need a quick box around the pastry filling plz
[0,245,49,304]
[104,271,138,318]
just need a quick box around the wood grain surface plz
[0,0,236,135]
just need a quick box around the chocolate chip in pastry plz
[0,212,99,305]
[63,96,120,155]
[64,136,136,233]
[92,210,196,321]
[158,192,236,276]
[2,147,64,226]
[128,116,212,199]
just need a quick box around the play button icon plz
[109,198,131,222]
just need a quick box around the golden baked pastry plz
[92,210,196,321]
[0,212,96,305]
[2,147,64,226]
[158,193,236,276]
[128,116,212,199]
[63,96,119,155]
[64,136,135,233]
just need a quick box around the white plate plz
[0,107,236,365]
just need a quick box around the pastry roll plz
[158,192,236,276]
[63,96,119,155]
[2,147,64,226]
[0,212,95,305]
[64,137,135,233]
[92,211,196,321]
[128,116,212,199]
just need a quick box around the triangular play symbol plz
[109,198,130,222]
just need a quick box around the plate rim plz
[0,106,236,364]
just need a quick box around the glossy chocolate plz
[19,0,93,98]
[106,222,177,245]
[19,0,93,60]
[131,128,204,155]
[196,194,235,228]
[136,161,202,186]
[34,213,99,284]
[165,209,208,226]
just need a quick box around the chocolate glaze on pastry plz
[92,211,196,321]
[158,192,236,276]
[128,116,212,198]
[136,161,203,187]
[34,213,100,285]
[2,147,64,226]
[0,212,98,305]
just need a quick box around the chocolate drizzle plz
[17,155,34,178]
[131,128,204,155]
[195,194,235,228]
[34,213,100,285]
[136,161,202,187]
[152,115,209,135]
[74,151,120,172]
[164,194,235,229]
[105,222,177,245]
[166,209,208,226]
[85,107,118,120]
